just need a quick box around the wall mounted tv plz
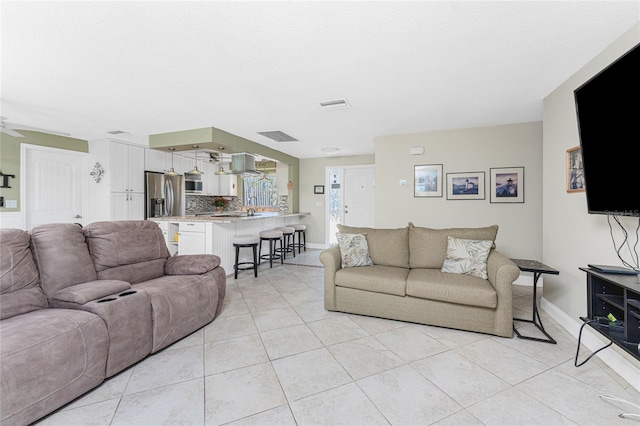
[574,42,639,217]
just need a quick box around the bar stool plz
[232,235,260,279]
[276,226,295,259]
[259,229,284,268]
[292,224,307,254]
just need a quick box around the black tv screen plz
[574,43,640,217]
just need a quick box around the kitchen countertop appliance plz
[145,171,185,218]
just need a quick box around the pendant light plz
[214,161,227,175]
[165,148,181,176]
[187,145,204,175]
[259,162,270,181]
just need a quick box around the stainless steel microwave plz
[185,179,202,193]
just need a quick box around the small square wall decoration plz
[490,167,524,203]
[414,164,443,197]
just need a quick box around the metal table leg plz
[513,271,557,344]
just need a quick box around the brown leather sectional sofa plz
[0,220,226,425]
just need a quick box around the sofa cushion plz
[406,269,497,308]
[132,274,219,352]
[84,220,170,284]
[441,236,493,279]
[408,223,498,269]
[337,224,409,268]
[0,229,48,320]
[29,223,98,299]
[336,265,408,296]
[0,308,108,425]
[336,233,373,268]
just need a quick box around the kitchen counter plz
[148,212,310,274]
[152,211,309,223]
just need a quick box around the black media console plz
[580,267,640,361]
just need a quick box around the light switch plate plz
[400,180,407,187]
[6,200,17,208]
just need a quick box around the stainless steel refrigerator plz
[145,171,185,218]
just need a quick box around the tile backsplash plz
[185,195,241,213]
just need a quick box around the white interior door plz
[326,165,375,245]
[343,166,375,227]
[23,144,86,230]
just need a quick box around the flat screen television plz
[574,42,640,217]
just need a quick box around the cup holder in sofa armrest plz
[119,291,137,297]
[97,298,117,303]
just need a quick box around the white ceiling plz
[1,1,638,159]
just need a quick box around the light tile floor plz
[36,250,639,425]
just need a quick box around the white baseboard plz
[541,297,640,392]
[513,275,535,286]
[306,242,328,250]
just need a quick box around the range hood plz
[230,153,260,175]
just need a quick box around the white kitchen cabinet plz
[109,142,145,220]
[111,142,145,193]
[200,162,218,195]
[218,174,238,196]
[111,192,144,221]
[177,221,210,255]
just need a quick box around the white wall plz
[543,24,639,368]
[374,122,543,259]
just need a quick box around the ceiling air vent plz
[319,98,350,110]
[107,129,129,135]
[257,131,298,142]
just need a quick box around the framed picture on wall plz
[414,164,443,197]
[314,185,325,194]
[446,171,485,200]
[490,167,524,203]
[566,146,585,193]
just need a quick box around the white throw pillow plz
[441,236,492,279]
[336,233,374,268]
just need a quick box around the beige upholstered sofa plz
[320,223,520,338]
[0,221,226,426]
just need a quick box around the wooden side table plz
[510,258,559,344]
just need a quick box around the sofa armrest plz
[165,254,221,275]
[486,251,520,293]
[320,245,342,310]
[51,280,132,305]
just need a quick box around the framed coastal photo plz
[566,146,585,193]
[314,185,325,194]
[490,167,524,203]
[414,164,443,197]
[446,171,485,200]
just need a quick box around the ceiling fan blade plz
[1,127,25,138]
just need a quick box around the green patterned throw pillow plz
[441,236,492,279]
[336,233,374,268]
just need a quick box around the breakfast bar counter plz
[149,212,310,274]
